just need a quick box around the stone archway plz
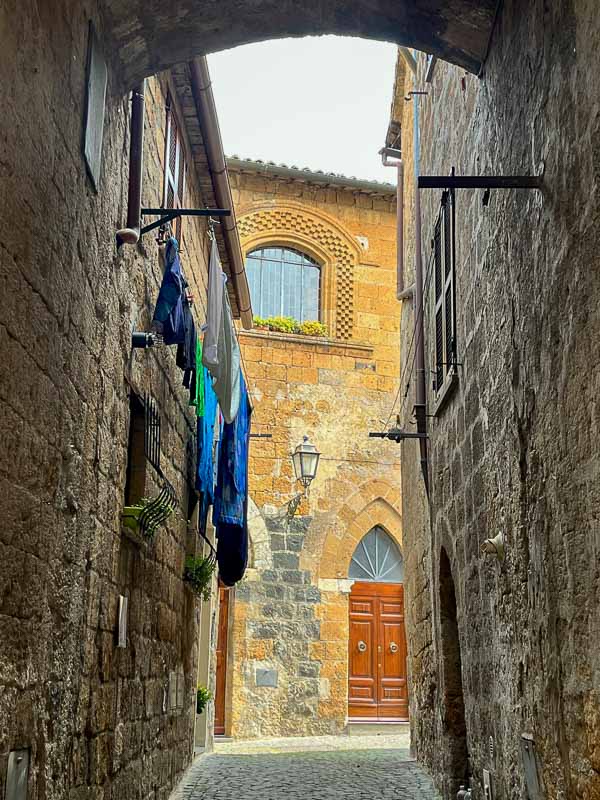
[102,0,499,89]
[319,490,403,581]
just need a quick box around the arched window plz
[245,246,320,321]
[349,526,404,582]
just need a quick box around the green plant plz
[267,315,298,333]
[121,496,174,540]
[298,320,328,337]
[183,554,216,600]
[196,686,212,714]
[252,315,328,338]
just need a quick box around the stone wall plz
[224,166,405,739]
[396,2,600,797]
[0,8,218,796]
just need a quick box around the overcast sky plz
[209,37,398,184]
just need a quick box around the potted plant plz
[298,320,328,337]
[252,316,269,331]
[196,685,212,715]
[252,315,328,337]
[183,554,216,600]
[121,495,175,540]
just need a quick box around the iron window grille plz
[143,394,162,473]
[432,189,457,396]
[123,392,178,539]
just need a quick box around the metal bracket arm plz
[369,429,429,443]
[287,493,304,518]
[139,207,231,237]
[418,175,542,190]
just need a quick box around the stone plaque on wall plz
[256,668,278,688]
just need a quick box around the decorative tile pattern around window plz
[238,209,355,339]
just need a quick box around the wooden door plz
[348,582,408,721]
[214,586,230,735]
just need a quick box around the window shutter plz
[443,190,456,374]
[163,97,185,244]
[433,212,444,390]
[433,190,457,395]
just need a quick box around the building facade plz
[393,3,600,798]
[0,51,249,799]
[212,159,406,739]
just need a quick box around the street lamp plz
[287,435,320,518]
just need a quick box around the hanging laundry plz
[176,299,197,389]
[152,237,187,345]
[196,366,218,533]
[176,300,197,397]
[201,237,241,423]
[192,338,204,417]
[209,289,241,424]
[214,374,251,586]
[202,239,225,366]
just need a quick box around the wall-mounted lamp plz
[481,531,505,563]
[286,435,320,519]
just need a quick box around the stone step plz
[345,721,410,736]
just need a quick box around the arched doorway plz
[439,547,468,790]
[348,526,408,721]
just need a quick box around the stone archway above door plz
[102,0,499,90]
[319,484,403,581]
[349,525,404,583]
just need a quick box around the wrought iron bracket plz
[369,429,429,443]
[286,493,304,519]
[418,175,542,191]
[140,207,231,237]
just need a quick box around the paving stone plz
[172,743,441,800]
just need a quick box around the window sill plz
[240,328,374,357]
[433,366,459,417]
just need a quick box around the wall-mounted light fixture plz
[481,532,505,563]
[286,436,320,519]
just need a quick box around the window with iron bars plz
[163,94,186,245]
[124,392,162,505]
[432,189,457,398]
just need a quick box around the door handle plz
[357,640,367,653]
[389,642,399,654]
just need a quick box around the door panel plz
[348,593,378,715]
[214,586,230,735]
[348,582,408,721]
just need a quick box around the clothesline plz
[151,235,252,589]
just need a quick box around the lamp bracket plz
[369,428,428,443]
[286,493,304,519]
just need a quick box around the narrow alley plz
[2,2,600,800]
[172,735,441,800]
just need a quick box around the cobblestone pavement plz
[214,730,412,755]
[173,735,441,800]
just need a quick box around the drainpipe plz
[380,147,414,302]
[189,57,253,330]
[412,74,429,493]
[116,80,146,246]
[399,47,418,77]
